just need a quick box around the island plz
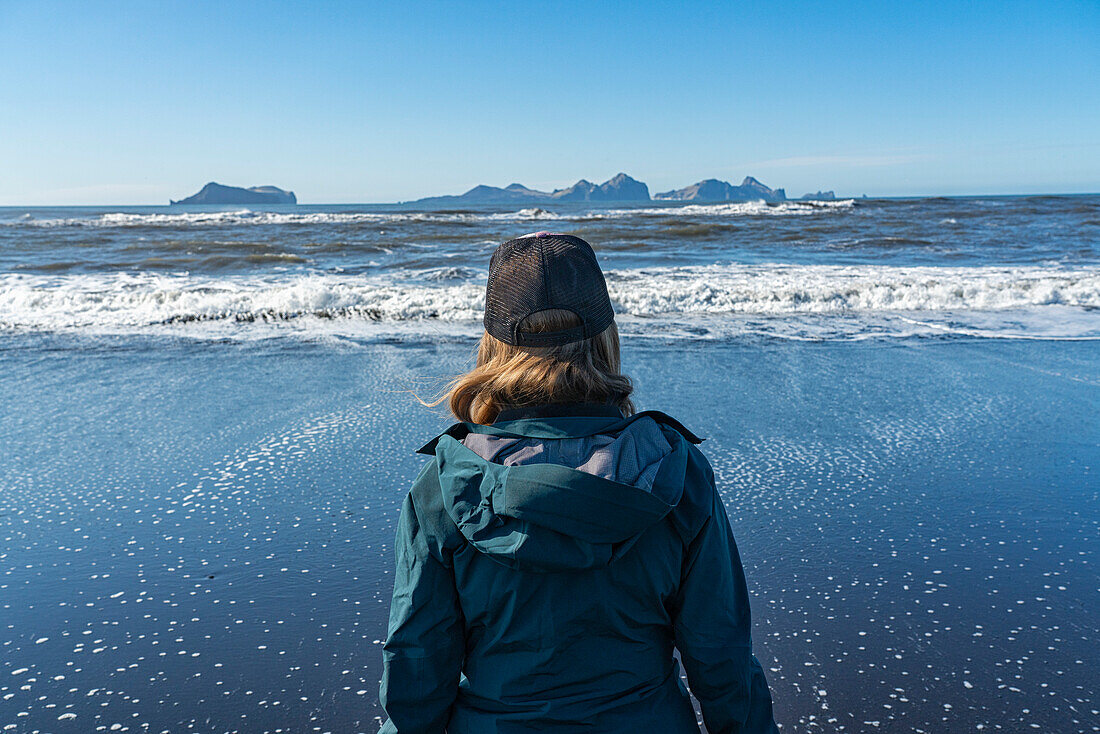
[410,173,650,205]
[406,173,823,205]
[171,182,297,205]
[653,177,786,203]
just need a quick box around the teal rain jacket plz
[379,404,777,733]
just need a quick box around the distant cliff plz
[551,173,651,202]
[800,190,836,201]
[411,173,650,205]
[171,183,297,205]
[654,177,787,203]
[406,174,835,205]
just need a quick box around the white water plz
[606,263,1100,314]
[2,200,855,228]
[595,199,856,218]
[1,264,1096,340]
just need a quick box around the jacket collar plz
[493,402,624,423]
[417,403,702,455]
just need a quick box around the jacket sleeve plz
[670,464,778,734]
[379,489,465,733]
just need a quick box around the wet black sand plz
[1,334,1097,732]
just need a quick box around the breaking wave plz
[1,265,1096,337]
[2,200,855,228]
[605,263,1099,314]
[595,199,856,218]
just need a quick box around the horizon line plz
[2,190,1099,207]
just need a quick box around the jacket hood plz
[418,405,700,572]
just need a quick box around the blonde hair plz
[436,309,634,425]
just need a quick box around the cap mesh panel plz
[483,235,615,347]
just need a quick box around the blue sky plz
[1,0,1097,204]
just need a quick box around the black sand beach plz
[2,333,1096,732]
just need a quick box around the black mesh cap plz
[484,232,615,347]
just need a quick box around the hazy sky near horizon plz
[1,0,1098,205]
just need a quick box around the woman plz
[380,233,777,733]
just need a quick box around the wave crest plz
[1,265,1096,336]
[594,199,856,218]
[2,199,855,228]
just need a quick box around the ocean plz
[1,196,1098,732]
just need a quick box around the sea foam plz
[1,265,1096,338]
[594,199,856,218]
[2,200,854,228]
